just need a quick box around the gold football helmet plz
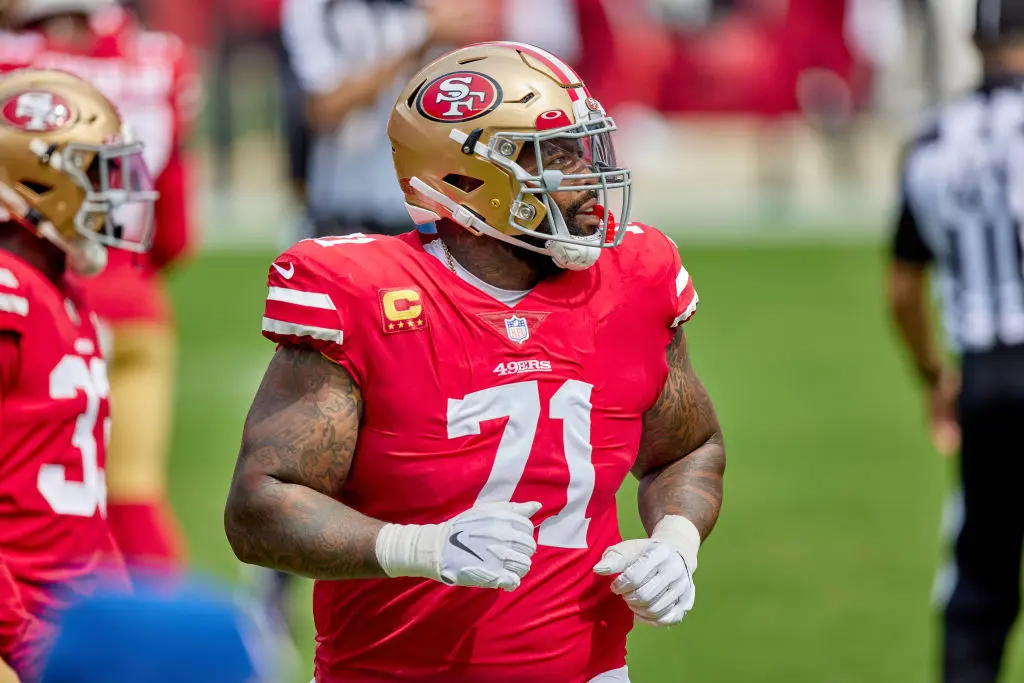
[388,41,631,270]
[0,68,156,274]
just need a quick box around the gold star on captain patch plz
[398,321,405,329]
[416,319,424,326]
[388,323,395,331]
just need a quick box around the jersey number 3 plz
[447,380,594,549]
[38,355,109,517]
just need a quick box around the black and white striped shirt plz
[895,74,1024,352]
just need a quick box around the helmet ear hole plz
[18,180,53,196]
[442,174,484,194]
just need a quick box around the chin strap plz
[407,176,603,271]
[407,177,552,258]
[1,181,107,276]
[37,222,108,276]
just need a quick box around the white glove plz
[375,501,541,592]
[593,515,700,627]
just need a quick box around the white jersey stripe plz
[0,292,29,317]
[262,317,343,345]
[672,292,700,328]
[675,265,691,296]
[0,268,19,289]
[267,287,337,311]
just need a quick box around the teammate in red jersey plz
[225,42,725,683]
[0,68,156,682]
[0,0,200,573]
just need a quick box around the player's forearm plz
[889,263,943,383]
[224,476,386,580]
[637,432,725,541]
[227,347,383,579]
[892,303,943,383]
[307,45,425,131]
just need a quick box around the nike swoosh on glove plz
[593,515,700,627]
[375,501,542,592]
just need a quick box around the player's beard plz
[564,191,600,237]
[512,190,600,276]
[506,236,563,279]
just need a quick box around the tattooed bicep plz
[238,346,363,497]
[633,327,721,478]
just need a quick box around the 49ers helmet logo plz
[416,71,502,123]
[1,91,73,132]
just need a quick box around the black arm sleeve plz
[892,195,935,265]
[891,120,941,266]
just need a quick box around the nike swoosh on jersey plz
[272,262,295,279]
[449,531,484,562]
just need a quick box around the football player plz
[225,42,725,683]
[0,68,156,682]
[0,0,200,573]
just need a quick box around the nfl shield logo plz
[504,314,530,344]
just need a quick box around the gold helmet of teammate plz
[0,68,157,275]
[388,41,631,271]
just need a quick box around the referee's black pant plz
[943,346,1024,683]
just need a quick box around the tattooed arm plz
[633,327,725,541]
[224,345,541,589]
[223,345,386,579]
[591,328,723,625]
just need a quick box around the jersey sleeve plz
[891,154,935,266]
[891,119,939,266]
[0,267,31,336]
[261,243,357,378]
[632,225,699,328]
[669,248,699,328]
[149,148,193,271]
[892,196,934,265]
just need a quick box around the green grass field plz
[162,241,1024,683]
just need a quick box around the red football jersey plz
[0,7,200,323]
[0,250,127,623]
[261,226,698,683]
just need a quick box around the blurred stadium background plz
[112,0,1020,680]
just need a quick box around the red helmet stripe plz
[487,41,587,101]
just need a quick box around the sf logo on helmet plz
[1,91,73,132]
[417,71,502,123]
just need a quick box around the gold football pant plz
[102,321,185,569]
[0,659,18,683]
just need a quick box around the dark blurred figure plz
[0,0,200,577]
[281,0,499,239]
[888,2,1024,682]
[279,35,311,205]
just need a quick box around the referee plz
[889,2,1024,681]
